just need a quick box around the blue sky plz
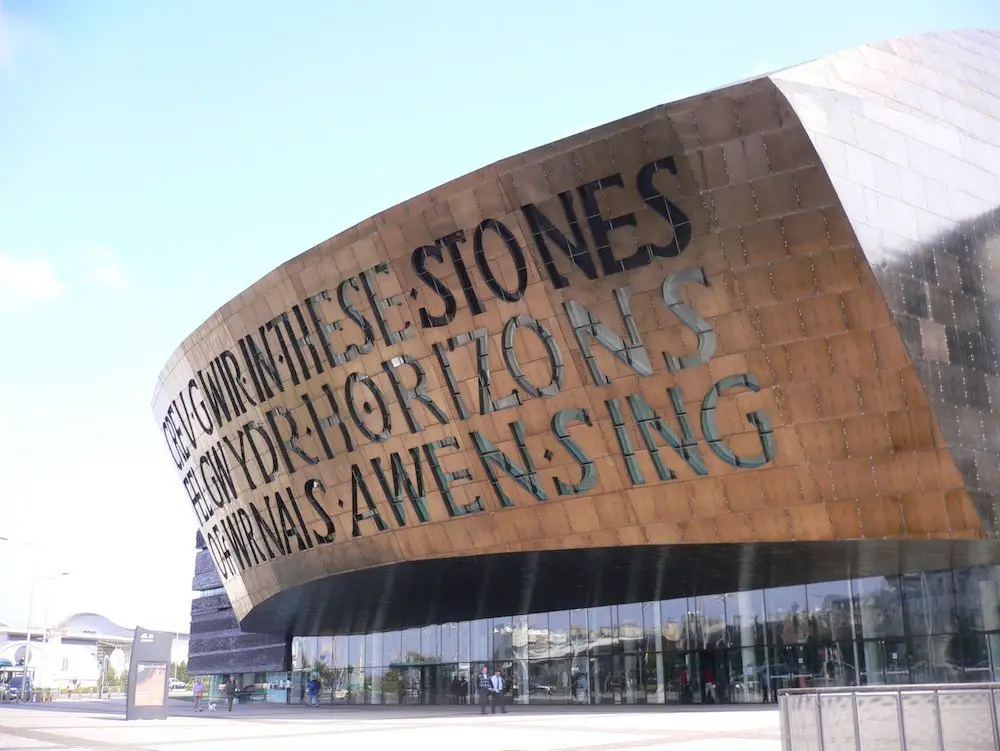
[0,1,997,634]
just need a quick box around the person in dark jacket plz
[476,665,491,714]
[225,676,237,711]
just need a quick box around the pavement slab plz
[0,699,782,750]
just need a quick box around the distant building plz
[187,531,288,696]
[0,613,189,689]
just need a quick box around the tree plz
[311,659,335,689]
[104,667,119,686]
[170,661,190,684]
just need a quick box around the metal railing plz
[780,683,1000,750]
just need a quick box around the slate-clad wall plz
[188,543,287,675]
[775,29,1000,534]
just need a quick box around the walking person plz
[760,664,771,704]
[476,665,491,714]
[192,679,205,712]
[307,676,320,707]
[225,676,237,712]
[490,669,507,714]
[704,666,716,704]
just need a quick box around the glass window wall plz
[287,564,1000,706]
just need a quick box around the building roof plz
[52,613,134,639]
[2,612,188,640]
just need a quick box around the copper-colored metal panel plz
[154,31,1000,634]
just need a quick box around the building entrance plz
[693,649,727,704]
[395,663,464,705]
[678,648,759,705]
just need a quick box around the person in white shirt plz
[490,669,508,714]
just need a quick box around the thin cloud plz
[0,4,50,74]
[0,252,69,311]
[0,3,24,71]
[0,6,12,70]
[85,247,128,290]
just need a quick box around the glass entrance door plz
[671,650,764,705]
[403,663,461,705]
[439,663,461,704]
[419,664,438,704]
[861,639,910,685]
[714,649,741,704]
[695,650,725,704]
[771,646,810,692]
[588,655,618,703]
[400,667,420,704]
[622,653,643,704]
[680,652,701,704]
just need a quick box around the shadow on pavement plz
[1,698,779,723]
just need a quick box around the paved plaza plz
[0,699,781,750]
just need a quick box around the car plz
[528,679,553,695]
[4,676,31,702]
[168,679,187,691]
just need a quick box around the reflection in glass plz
[368,667,383,704]
[618,603,643,654]
[805,580,853,642]
[641,602,662,653]
[296,636,317,672]
[441,622,459,663]
[529,658,571,702]
[312,636,334,703]
[332,636,348,669]
[276,564,1000,705]
[957,632,991,683]
[513,615,529,704]
[909,634,960,683]
[549,611,570,662]
[854,577,904,639]
[458,621,471,663]
[766,585,808,646]
[492,617,513,662]
[401,628,420,662]
[470,619,489,665]
[348,634,364,669]
[862,639,909,685]
[830,640,858,687]
[568,608,589,697]
[695,595,730,650]
[366,632,383,674]
[569,609,588,650]
[954,567,994,631]
[988,634,1000,681]
[421,625,440,662]
[902,572,957,636]
[589,606,614,644]
[527,612,549,660]
[382,631,402,665]
[317,636,335,668]
[661,597,691,652]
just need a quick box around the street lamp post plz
[29,571,70,698]
[0,536,69,702]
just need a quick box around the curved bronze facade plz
[155,29,1000,638]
